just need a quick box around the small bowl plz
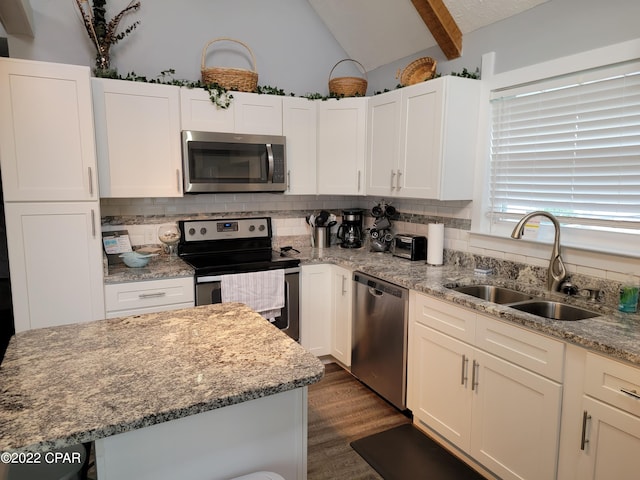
[119,251,158,268]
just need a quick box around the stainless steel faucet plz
[510,211,567,292]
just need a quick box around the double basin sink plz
[449,284,600,321]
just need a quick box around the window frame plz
[470,39,640,266]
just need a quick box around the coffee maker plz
[337,209,364,248]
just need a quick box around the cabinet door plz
[0,58,98,202]
[300,264,332,356]
[317,98,367,195]
[233,92,283,135]
[399,80,444,199]
[470,350,562,480]
[367,90,401,197]
[577,396,640,480]
[5,202,105,332]
[408,322,473,451]
[92,79,182,198]
[179,87,235,132]
[330,266,352,366]
[282,97,317,195]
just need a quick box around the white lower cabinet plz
[330,265,352,366]
[300,264,353,362]
[5,202,105,332]
[408,291,563,480]
[104,277,194,318]
[300,264,332,356]
[558,351,640,480]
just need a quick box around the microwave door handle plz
[266,143,275,182]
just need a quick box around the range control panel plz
[181,217,271,242]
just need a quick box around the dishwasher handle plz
[354,272,406,299]
[368,287,384,297]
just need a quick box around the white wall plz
[6,0,348,95]
[366,0,640,94]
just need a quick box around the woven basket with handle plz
[201,37,258,92]
[328,59,368,97]
[396,57,437,86]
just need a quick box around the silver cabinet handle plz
[176,169,181,193]
[287,170,291,191]
[581,410,592,450]
[396,169,402,190]
[621,387,640,399]
[461,354,469,386]
[357,170,361,192]
[88,167,94,196]
[390,170,396,190]
[471,360,479,391]
[139,292,167,299]
[91,209,96,238]
[341,275,347,295]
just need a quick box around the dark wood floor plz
[307,362,412,480]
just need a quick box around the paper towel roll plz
[427,223,444,266]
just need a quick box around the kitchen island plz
[0,303,324,479]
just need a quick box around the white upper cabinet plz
[317,97,368,195]
[179,88,282,135]
[233,92,283,135]
[367,77,481,200]
[92,78,183,198]
[282,97,317,195]
[0,58,98,202]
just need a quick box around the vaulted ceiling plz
[308,0,549,71]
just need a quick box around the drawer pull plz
[581,410,591,450]
[620,387,640,399]
[139,292,167,299]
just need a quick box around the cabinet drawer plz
[475,315,564,382]
[410,291,475,344]
[105,277,194,313]
[585,352,640,416]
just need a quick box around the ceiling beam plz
[411,0,462,60]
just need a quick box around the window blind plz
[489,63,640,234]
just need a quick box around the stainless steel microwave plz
[182,131,287,193]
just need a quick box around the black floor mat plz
[350,424,486,480]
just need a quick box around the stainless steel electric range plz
[177,217,300,341]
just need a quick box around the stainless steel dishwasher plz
[352,271,409,410]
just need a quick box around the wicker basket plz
[396,57,437,86]
[201,37,258,92]
[328,59,368,97]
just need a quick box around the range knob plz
[258,224,266,231]
[200,227,207,235]
[249,225,256,232]
[188,228,196,236]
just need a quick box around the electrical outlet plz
[144,226,158,245]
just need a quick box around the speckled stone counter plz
[292,246,640,367]
[104,254,194,284]
[0,304,324,453]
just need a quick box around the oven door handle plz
[196,266,301,284]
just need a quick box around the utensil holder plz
[313,226,331,249]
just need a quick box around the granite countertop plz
[104,254,194,284]
[101,245,640,366]
[0,304,325,453]
[294,246,640,367]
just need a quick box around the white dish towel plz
[220,270,285,322]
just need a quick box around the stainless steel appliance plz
[352,272,409,410]
[391,233,427,261]
[337,209,363,248]
[182,131,287,193]
[177,217,300,341]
